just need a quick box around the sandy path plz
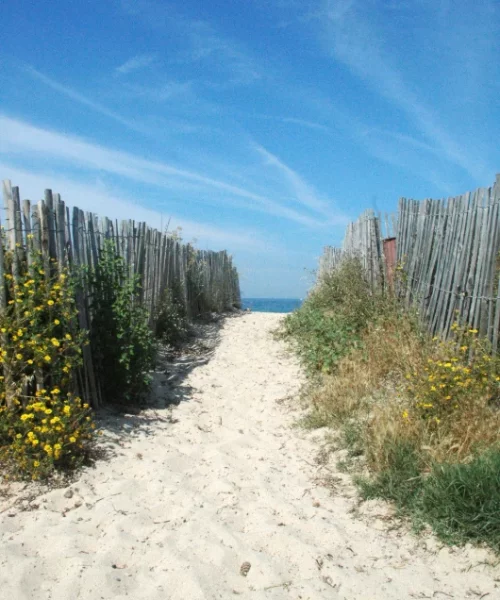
[1,313,499,599]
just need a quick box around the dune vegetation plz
[282,257,500,550]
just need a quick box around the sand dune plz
[1,313,499,599]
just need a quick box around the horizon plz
[1,0,499,297]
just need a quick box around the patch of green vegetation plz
[281,257,383,374]
[359,443,500,550]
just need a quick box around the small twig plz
[196,424,212,433]
[93,492,122,506]
[263,581,293,591]
[152,519,171,524]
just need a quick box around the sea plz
[242,298,302,313]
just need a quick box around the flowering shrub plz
[0,245,96,479]
[405,325,500,423]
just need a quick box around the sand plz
[1,312,499,599]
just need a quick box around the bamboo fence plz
[1,180,241,407]
[398,174,500,349]
[318,175,500,350]
[318,209,395,288]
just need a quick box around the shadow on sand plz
[95,313,242,441]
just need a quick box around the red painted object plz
[383,237,397,289]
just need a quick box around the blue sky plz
[1,0,499,298]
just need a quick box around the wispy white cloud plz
[0,115,330,227]
[25,66,149,134]
[280,117,331,133]
[120,0,261,86]
[249,112,331,133]
[0,163,266,252]
[253,143,348,224]
[115,53,157,75]
[317,0,492,182]
[119,80,193,102]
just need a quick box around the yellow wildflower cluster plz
[0,248,96,479]
[4,394,95,476]
[405,324,500,424]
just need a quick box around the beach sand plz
[1,313,499,599]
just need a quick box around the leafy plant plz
[282,257,382,374]
[154,285,189,347]
[88,241,156,405]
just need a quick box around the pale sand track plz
[1,313,499,599]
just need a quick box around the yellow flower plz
[44,355,51,363]
[47,300,55,306]
[27,359,33,365]
[0,328,6,333]
[54,319,60,325]
[51,388,61,395]
[44,444,53,455]
[402,410,409,419]
[65,334,72,341]
[33,461,40,468]
[15,353,23,360]
[20,413,33,421]
[469,329,479,334]
[69,437,76,444]
[51,338,60,347]
[54,443,62,451]
[63,405,71,415]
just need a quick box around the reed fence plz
[319,209,396,288]
[318,174,500,351]
[1,179,241,407]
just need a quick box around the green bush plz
[282,257,383,373]
[154,286,189,347]
[88,241,156,405]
